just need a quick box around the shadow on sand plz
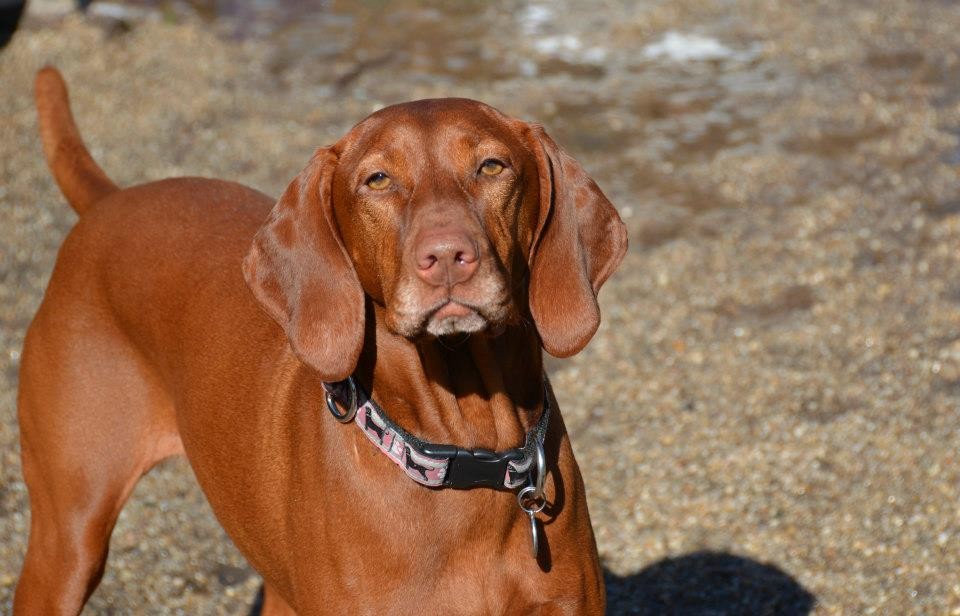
[604,550,816,616]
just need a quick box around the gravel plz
[1,0,959,613]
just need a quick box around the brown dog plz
[15,67,627,615]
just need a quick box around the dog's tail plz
[34,67,118,215]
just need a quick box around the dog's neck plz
[353,303,545,450]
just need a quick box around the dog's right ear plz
[243,147,364,381]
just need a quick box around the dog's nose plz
[415,230,479,287]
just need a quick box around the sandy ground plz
[1,0,959,613]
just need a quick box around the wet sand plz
[1,0,959,613]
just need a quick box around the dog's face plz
[330,100,537,339]
[243,99,627,381]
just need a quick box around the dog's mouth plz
[387,293,512,339]
[385,267,516,339]
[422,299,489,337]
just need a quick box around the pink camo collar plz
[322,378,550,491]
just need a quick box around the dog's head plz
[243,99,627,381]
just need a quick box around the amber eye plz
[479,159,505,176]
[365,172,392,190]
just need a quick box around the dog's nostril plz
[419,255,439,270]
[454,251,476,265]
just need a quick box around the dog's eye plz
[479,159,505,176]
[365,172,392,190]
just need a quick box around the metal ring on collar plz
[518,443,548,513]
[326,376,358,423]
[532,440,546,501]
[517,485,546,514]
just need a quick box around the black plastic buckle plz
[421,445,525,489]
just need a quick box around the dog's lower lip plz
[433,301,474,319]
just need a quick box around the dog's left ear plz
[243,147,364,381]
[522,124,628,358]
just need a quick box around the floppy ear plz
[523,124,628,358]
[242,147,364,381]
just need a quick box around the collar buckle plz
[421,445,524,489]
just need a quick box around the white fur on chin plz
[425,311,488,337]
